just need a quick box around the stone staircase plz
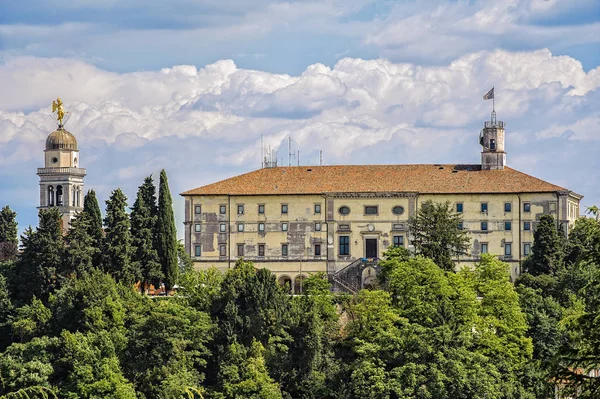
[330,258,380,294]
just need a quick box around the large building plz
[181,113,582,292]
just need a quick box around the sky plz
[1,0,599,237]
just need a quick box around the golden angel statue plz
[52,98,67,126]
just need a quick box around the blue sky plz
[1,0,599,236]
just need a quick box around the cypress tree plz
[157,170,178,292]
[15,208,64,303]
[0,205,18,262]
[82,189,104,268]
[64,212,97,277]
[523,214,564,276]
[131,177,162,293]
[103,188,136,284]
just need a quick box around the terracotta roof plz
[181,164,568,196]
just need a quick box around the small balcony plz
[37,167,87,176]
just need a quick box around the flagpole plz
[492,85,495,113]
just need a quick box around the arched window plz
[56,185,63,206]
[490,139,496,151]
[47,186,54,206]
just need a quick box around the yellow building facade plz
[181,116,582,291]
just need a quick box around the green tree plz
[0,336,58,396]
[50,269,128,335]
[82,189,104,268]
[11,298,52,344]
[14,208,64,303]
[63,212,98,277]
[409,200,470,271]
[565,217,600,266]
[217,340,283,399]
[157,169,179,292]
[272,273,340,398]
[523,214,565,276]
[57,330,137,399]
[123,300,214,399]
[177,267,223,312]
[103,189,136,284]
[0,275,14,349]
[214,260,290,348]
[0,206,18,262]
[131,177,162,293]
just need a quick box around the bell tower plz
[479,111,506,170]
[37,99,86,229]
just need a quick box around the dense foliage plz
[2,192,600,398]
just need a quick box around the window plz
[392,206,405,215]
[339,206,350,215]
[456,203,463,213]
[281,244,288,256]
[282,223,288,232]
[524,243,531,256]
[56,185,63,206]
[393,235,404,247]
[524,221,531,231]
[550,202,557,213]
[458,222,464,230]
[219,245,226,257]
[315,223,322,231]
[365,206,378,215]
[194,205,201,214]
[194,224,201,232]
[281,204,288,214]
[237,244,244,257]
[314,204,321,214]
[505,203,512,212]
[505,243,512,256]
[490,139,496,150]
[505,221,512,231]
[524,203,531,213]
[220,205,226,214]
[258,204,265,214]
[481,221,488,231]
[258,223,265,232]
[237,223,244,232]
[258,244,265,257]
[220,223,226,233]
[339,236,350,255]
[481,203,488,213]
[47,186,54,206]
[315,244,321,256]
[481,243,488,254]
[237,204,244,214]
[194,245,201,257]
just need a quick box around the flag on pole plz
[483,87,494,100]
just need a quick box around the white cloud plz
[1,48,599,233]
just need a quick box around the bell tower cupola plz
[37,98,86,229]
[479,110,506,170]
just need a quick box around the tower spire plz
[38,98,86,229]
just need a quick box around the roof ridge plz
[181,164,569,196]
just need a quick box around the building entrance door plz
[365,239,378,258]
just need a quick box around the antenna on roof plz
[288,136,296,166]
[260,134,264,169]
[263,145,278,168]
[297,150,300,166]
[319,150,323,166]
